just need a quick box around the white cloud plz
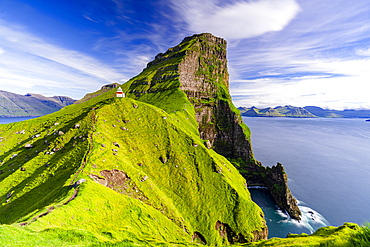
[0,20,127,99]
[170,0,301,40]
[0,47,4,55]
[231,58,370,110]
[356,48,370,57]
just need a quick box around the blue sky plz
[0,0,370,110]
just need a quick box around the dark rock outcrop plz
[175,33,301,220]
[74,83,120,104]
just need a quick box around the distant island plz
[0,90,75,117]
[238,105,370,118]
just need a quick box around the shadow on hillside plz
[0,111,91,224]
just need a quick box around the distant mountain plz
[239,105,316,118]
[0,90,75,117]
[239,106,370,118]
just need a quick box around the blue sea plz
[243,117,370,238]
[0,117,36,124]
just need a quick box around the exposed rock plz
[140,175,148,182]
[264,163,301,220]
[176,33,301,220]
[74,83,119,104]
[159,156,167,164]
[58,131,64,136]
[89,169,130,193]
[6,191,12,199]
[100,83,119,90]
[25,143,33,149]
[191,232,207,244]
[113,142,120,148]
[72,178,86,188]
[205,140,212,149]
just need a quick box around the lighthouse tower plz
[116,87,125,98]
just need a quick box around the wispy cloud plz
[0,20,126,98]
[169,0,301,40]
[83,15,99,23]
[231,57,370,110]
[226,0,370,109]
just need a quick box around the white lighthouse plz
[116,87,125,98]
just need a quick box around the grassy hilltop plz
[0,33,369,246]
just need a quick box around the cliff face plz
[178,34,253,161]
[177,34,301,220]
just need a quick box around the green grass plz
[0,88,266,245]
[0,33,368,246]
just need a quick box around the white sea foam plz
[274,200,330,234]
[248,186,268,189]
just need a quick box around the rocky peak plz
[101,83,120,90]
[125,32,301,220]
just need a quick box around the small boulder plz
[113,142,120,148]
[25,143,33,149]
[160,156,167,164]
[133,104,138,108]
[7,191,13,199]
[74,123,80,129]
[101,144,106,148]
[205,140,212,149]
[72,178,86,188]
[21,167,26,171]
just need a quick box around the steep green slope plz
[0,85,267,244]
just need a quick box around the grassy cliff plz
[0,33,368,246]
[0,80,267,245]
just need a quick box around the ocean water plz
[0,117,36,124]
[243,117,370,238]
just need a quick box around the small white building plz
[116,87,125,98]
